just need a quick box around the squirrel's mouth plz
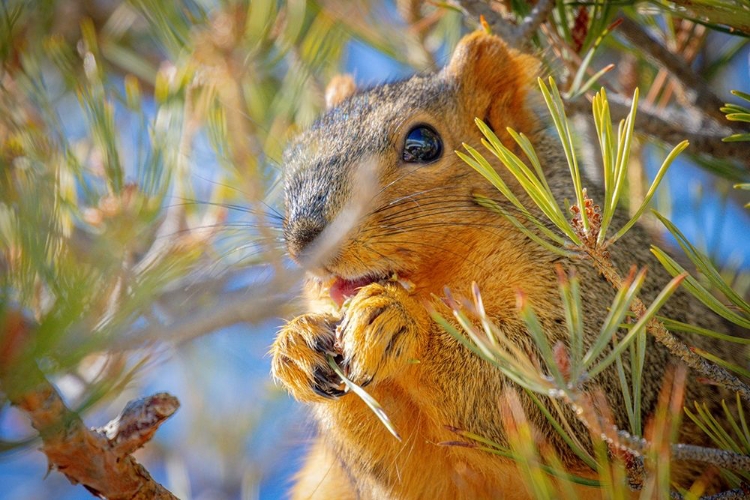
[327,272,413,308]
[329,275,384,307]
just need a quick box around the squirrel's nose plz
[285,217,326,260]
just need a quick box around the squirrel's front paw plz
[271,314,346,403]
[337,283,426,386]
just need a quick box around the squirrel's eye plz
[402,125,442,164]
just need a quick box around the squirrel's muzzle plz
[285,215,326,261]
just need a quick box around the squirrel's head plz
[283,32,543,301]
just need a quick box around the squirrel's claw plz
[312,357,347,399]
[271,313,346,403]
[311,372,346,399]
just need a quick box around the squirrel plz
[270,31,745,499]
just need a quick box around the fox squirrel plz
[271,31,745,498]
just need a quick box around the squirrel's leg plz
[290,437,356,500]
[272,284,430,496]
[337,282,429,387]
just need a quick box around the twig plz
[671,487,750,499]
[455,0,517,42]
[617,17,737,128]
[585,248,750,404]
[646,21,707,111]
[454,0,555,50]
[672,444,750,473]
[97,392,180,458]
[697,488,750,500]
[516,0,556,47]
[565,371,750,497]
[603,416,750,475]
[1,364,178,499]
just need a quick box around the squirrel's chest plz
[310,375,522,499]
[306,320,608,499]
[314,386,604,499]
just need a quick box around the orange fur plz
[271,31,742,498]
[272,32,578,498]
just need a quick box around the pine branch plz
[455,4,749,165]
[583,246,750,405]
[466,76,750,409]
[671,443,750,473]
[0,345,178,499]
[589,413,750,476]
[567,374,750,499]
[456,79,750,494]
[439,328,750,497]
[672,487,750,500]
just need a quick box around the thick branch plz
[566,94,749,166]
[2,365,178,499]
[617,17,737,128]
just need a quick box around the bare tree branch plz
[1,363,178,500]
[617,17,743,129]
[454,0,517,42]
[566,94,749,166]
[97,393,180,458]
[454,0,555,50]
[516,0,556,47]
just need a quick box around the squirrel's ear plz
[445,32,540,138]
[325,74,356,110]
